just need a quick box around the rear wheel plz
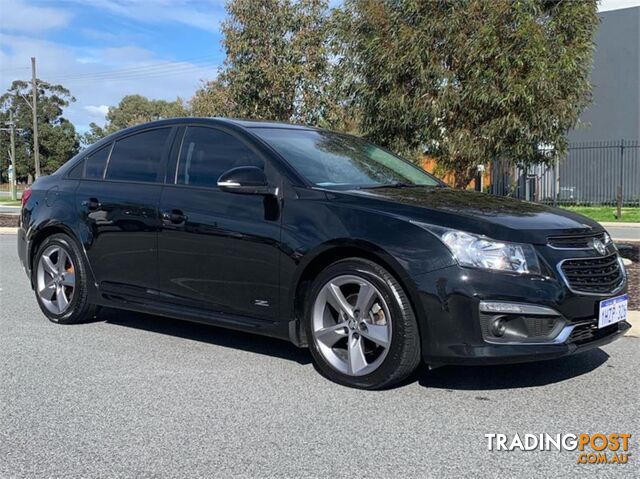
[33,233,97,324]
[305,258,421,389]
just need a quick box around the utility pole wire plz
[31,57,40,179]
[44,54,217,82]
[47,63,217,85]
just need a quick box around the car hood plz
[326,187,603,244]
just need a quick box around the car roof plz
[216,118,315,130]
[131,117,315,129]
[95,117,317,138]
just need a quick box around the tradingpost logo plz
[485,433,633,464]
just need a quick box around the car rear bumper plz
[412,265,629,366]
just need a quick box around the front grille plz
[559,253,624,294]
[548,232,606,249]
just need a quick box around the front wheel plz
[305,258,421,389]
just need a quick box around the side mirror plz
[217,166,276,195]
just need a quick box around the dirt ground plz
[0,214,18,227]
[618,242,639,310]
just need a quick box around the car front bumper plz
[413,264,629,366]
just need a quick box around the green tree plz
[335,0,598,187]
[198,0,332,124]
[0,79,79,180]
[190,79,236,117]
[83,94,187,145]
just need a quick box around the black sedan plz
[17,118,629,388]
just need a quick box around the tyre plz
[305,258,421,389]
[32,233,97,324]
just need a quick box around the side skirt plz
[96,282,291,341]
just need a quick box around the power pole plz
[1,111,18,201]
[31,56,40,179]
[9,110,17,201]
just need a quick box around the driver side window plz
[176,126,264,188]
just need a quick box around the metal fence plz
[490,139,640,206]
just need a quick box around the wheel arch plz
[28,222,96,291]
[288,240,426,347]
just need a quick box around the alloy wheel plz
[36,245,76,315]
[311,275,392,376]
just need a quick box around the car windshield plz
[251,128,441,189]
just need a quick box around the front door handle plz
[82,198,101,211]
[162,209,187,225]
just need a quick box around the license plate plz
[598,294,628,329]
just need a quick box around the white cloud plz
[0,0,71,33]
[84,104,110,118]
[0,33,217,131]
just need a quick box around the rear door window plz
[106,128,172,183]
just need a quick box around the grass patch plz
[0,197,20,206]
[561,206,640,223]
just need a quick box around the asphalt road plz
[0,235,638,478]
[0,205,20,215]
[605,224,640,242]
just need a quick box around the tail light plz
[21,187,32,209]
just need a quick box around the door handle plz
[82,198,101,211]
[162,209,187,225]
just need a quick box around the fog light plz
[491,316,508,337]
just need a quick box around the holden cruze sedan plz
[17,118,629,389]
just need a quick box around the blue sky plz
[0,0,227,131]
[0,0,638,132]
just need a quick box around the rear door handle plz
[82,198,101,211]
[162,209,187,225]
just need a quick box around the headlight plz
[413,223,541,275]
